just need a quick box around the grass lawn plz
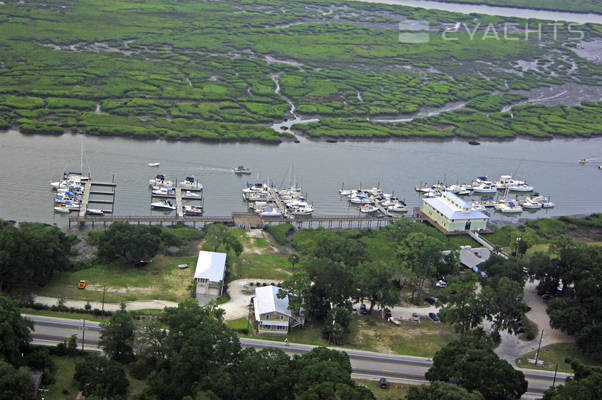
[238,315,457,358]
[45,355,146,399]
[232,253,293,281]
[38,253,198,303]
[515,343,602,373]
[358,380,410,400]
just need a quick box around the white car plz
[436,280,447,288]
[177,264,189,269]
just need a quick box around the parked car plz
[359,304,368,315]
[428,312,439,322]
[542,293,553,300]
[388,317,401,326]
[412,312,420,322]
[435,280,447,288]
[177,264,189,269]
[77,280,87,289]
[135,259,151,267]
[379,377,388,389]
[424,296,436,305]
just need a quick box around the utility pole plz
[81,319,86,352]
[102,285,106,314]
[534,329,544,366]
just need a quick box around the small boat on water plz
[151,200,176,211]
[388,203,408,213]
[149,174,174,188]
[183,205,203,216]
[148,162,160,167]
[86,208,104,216]
[468,141,480,146]
[259,207,282,217]
[360,205,378,213]
[498,201,523,214]
[579,158,588,164]
[472,184,497,194]
[509,183,534,192]
[53,206,70,214]
[521,197,542,210]
[184,191,202,198]
[233,165,252,175]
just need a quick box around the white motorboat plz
[183,205,203,216]
[349,195,369,204]
[242,183,269,194]
[184,191,202,198]
[152,187,175,196]
[53,206,70,214]
[495,175,525,190]
[470,201,486,211]
[541,201,555,208]
[498,201,523,214]
[388,203,408,213]
[233,165,252,175]
[260,208,282,217]
[509,183,534,192]
[415,184,431,193]
[446,184,463,194]
[149,174,174,187]
[179,176,202,190]
[148,162,160,167]
[360,205,378,213]
[339,189,352,196]
[86,208,104,216]
[483,199,497,208]
[473,184,497,194]
[151,200,176,211]
[521,197,542,210]
[291,206,314,215]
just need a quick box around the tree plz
[0,295,33,365]
[542,359,602,400]
[355,261,400,314]
[74,355,129,399]
[0,221,75,290]
[483,277,527,335]
[407,381,484,400]
[426,334,527,400]
[144,301,241,400]
[397,232,445,303]
[96,222,161,264]
[323,306,352,345]
[437,275,491,335]
[288,253,300,272]
[303,259,356,320]
[280,270,311,317]
[0,361,34,400]
[99,310,135,362]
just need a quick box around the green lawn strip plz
[45,355,87,400]
[38,254,197,303]
[232,253,292,281]
[358,380,410,400]
[515,343,602,373]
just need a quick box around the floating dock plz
[79,180,117,217]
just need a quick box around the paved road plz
[25,314,568,398]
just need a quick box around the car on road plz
[379,377,388,389]
[424,296,436,305]
[359,304,367,315]
[428,312,439,322]
[412,312,420,322]
[77,280,87,289]
[435,280,447,288]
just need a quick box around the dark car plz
[424,296,436,305]
[428,312,439,322]
[359,304,368,315]
[379,377,388,389]
[135,259,151,267]
[517,327,525,333]
[542,293,553,300]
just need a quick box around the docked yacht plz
[497,201,523,214]
[508,183,534,192]
[388,202,408,213]
[151,200,176,211]
[473,183,497,194]
[360,205,378,213]
[259,207,282,217]
[183,205,203,216]
[291,206,314,216]
[521,197,542,210]
[179,176,202,190]
[86,208,104,216]
[149,174,174,188]
[53,206,70,214]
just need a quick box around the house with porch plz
[194,250,226,306]
[253,285,304,335]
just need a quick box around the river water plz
[0,130,600,226]
[357,0,602,24]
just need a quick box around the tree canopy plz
[542,359,602,400]
[426,334,528,400]
[0,295,33,365]
[99,309,135,362]
[74,355,129,400]
[0,361,34,400]
[407,381,485,400]
[0,220,75,290]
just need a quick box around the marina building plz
[194,250,227,306]
[421,191,489,233]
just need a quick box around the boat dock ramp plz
[79,180,117,217]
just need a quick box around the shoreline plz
[4,127,602,146]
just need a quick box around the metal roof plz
[194,251,226,282]
[254,286,291,321]
[443,246,491,269]
[423,192,489,221]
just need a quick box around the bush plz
[266,223,294,245]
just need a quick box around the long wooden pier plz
[175,187,184,218]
